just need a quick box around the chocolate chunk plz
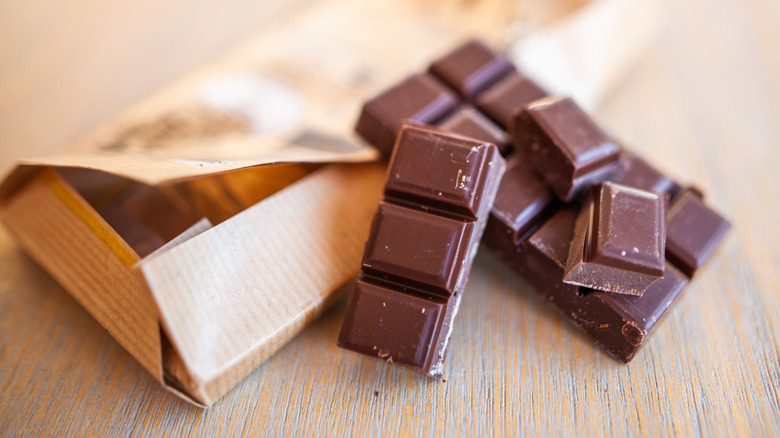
[355,73,460,157]
[338,123,506,378]
[489,206,689,363]
[483,155,559,253]
[611,152,682,199]
[429,40,515,99]
[474,71,549,128]
[438,105,512,155]
[513,96,623,201]
[564,182,666,296]
[666,189,731,277]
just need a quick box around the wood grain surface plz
[2,0,780,436]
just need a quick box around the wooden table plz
[2,0,779,435]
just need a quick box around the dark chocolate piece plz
[513,96,623,201]
[438,105,512,154]
[474,71,549,128]
[483,155,559,252]
[563,182,666,296]
[429,40,515,99]
[611,152,682,199]
[489,206,689,363]
[666,189,730,277]
[355,73,460,157]
[338,123,506,378]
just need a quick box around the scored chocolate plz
[355,73,459,157]
[563,182,666,296]
[513,96,623,202]
[429,39,515,99]
[338,123,506,378]
[490,206,689,363]
[666,189,731,277]
[438,105,511,154]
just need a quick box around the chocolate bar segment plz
[513,96,623,201]
[355,73,459,157]
[666,189,731,277]
[483,155,559,252]
[564,182,666,296]
[475,71,549,128]
[362,202,475,295]
[338,123,506,378]
[438,105,511,155]
[339,279,446,370]
[384,124,499,220]
[611,152,682,199]
[429,40,514,99]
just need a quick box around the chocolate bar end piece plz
[564,182,666,296]
[355,73,459,157]
[338,279,447,374]
[514,96,623,201]
[666,189,731,277]
[429,39,514,99]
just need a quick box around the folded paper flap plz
[139,163,385,384]
[0,169,162,378]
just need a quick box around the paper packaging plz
[0,0,660,406]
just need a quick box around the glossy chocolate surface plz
[564,182,666,296]
[666,189,731,277]
[611,152,681,198]
[438,105,511,154]
[385,124,496,220]
[474,71,549,128]
[429,40,514,99]
[513,96,622,201]
[339,123,506,378]
[355,73,459,157]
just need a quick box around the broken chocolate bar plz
[490,206,689,363]
[513,96,623,201]
[428,39,514,99]
[563,182,666,296]
[355,73,459,157]
[666,189,731,277]
[338,123,505,377]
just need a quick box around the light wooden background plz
[2,0,779,435]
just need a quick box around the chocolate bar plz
[491,206,689,363]
[563,182,666,296]
[338,123,505,377]
[355,73,459,157]
[513,96,623,201]
[666,189,731,277]
[428,39,514,99]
